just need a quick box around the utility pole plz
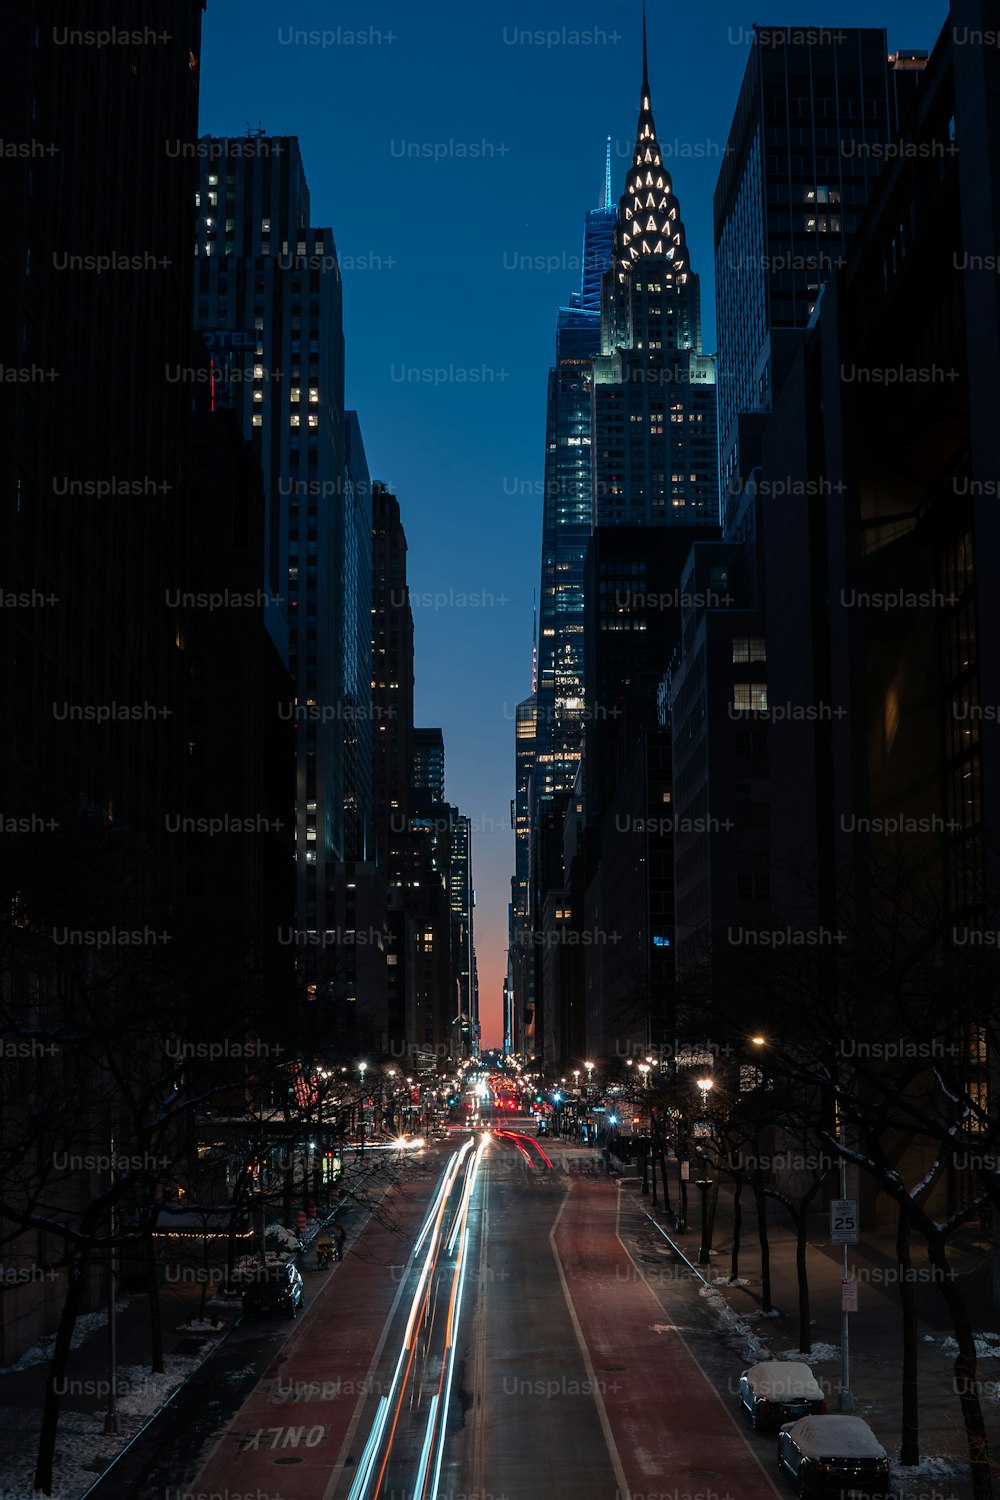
[834,1084,855,1412]
[104,1128,119,1435]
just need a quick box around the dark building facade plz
[193,135,360,943]
[714,27,926,511]
[0,0,293,1360]
[413,727,446,803]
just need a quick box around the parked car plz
[739,1360,826,1429]
[241,1260,304,1320]
[777,1414,891,1499]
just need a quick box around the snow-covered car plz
[739,1360,826,1429]
[241,1260,304,1320]
[777,1414,891,1498]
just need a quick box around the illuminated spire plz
[613,4,689,284]
[642,0,650,96]
[604,136,612,209]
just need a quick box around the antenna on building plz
[531,591,538,695]
[604,136,613,209]
[245,120,267,140]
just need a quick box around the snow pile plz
[890,1454,962,1487]
[938,1331,1000,1359]
[174,1317,225,1333]
[779,1342,841,1363]
[115,1349,209,1415]
[0,1345,213,1500]
[264,1224,302,1254]
[698,1284,772,1357]
[4,1303,129,1373]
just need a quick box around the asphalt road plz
[108,1122,788,1500]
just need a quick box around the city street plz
[169,1123,786,1500]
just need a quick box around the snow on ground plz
[0,1344,215,1499]
[4,1303,130,1373]
[889,1453,963,1487]
[698,1283,773,1357]
[938,1331,1000,1359]
[174,1317,225,1333]
[778,1342,841,1363]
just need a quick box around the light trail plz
[347,1133,484,1500]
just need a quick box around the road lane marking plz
[549,1187,632,1500]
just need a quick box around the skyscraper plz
[591,17,719,528]
[372,482,414,868]
[413,728,446,803]
[193,137,356,940]
[342,411,374,862]
[531,150,614,933]
[714,29,925,517]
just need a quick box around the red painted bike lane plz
[552,1177,783,1500]
[185,1171,436,1500]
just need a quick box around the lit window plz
[252,413,262,427]
[308,388,319,403]
[308,414,318,428]
[290,413,301,427]
[290,387,301,402]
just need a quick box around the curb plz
[77,1311,243,1500]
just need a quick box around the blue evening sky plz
[199,0,949,1047]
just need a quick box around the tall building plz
[591,18,719,530]
[714,28,926,515]
[413,727,446,803]
[0,0,287,1359]
[529,153,618,1059]
[342,411,374,862]
[193,136,356,941]
[525,17,722,1062]
[665,26,927,984]
[372,482,415,867]
[449,812,476,1056]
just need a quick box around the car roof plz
[780,1415,887,1458]
[743,1361,825,1398]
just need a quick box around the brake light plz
[819,1398,827,1413]
[761,1399,771,1414]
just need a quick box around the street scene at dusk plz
[2,1,1000,1497]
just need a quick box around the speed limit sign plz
[831,1199,859,1245]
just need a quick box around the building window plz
[733,683,767,712]
[732,637,767,663]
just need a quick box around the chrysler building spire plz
[613,6,689,284]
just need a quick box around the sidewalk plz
[0,1201,346,1499]
[618,1162,1000,1500]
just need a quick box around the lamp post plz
[691,1077,714,1247]
[358,1062,368,1156]
[694,1152,713,1265]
